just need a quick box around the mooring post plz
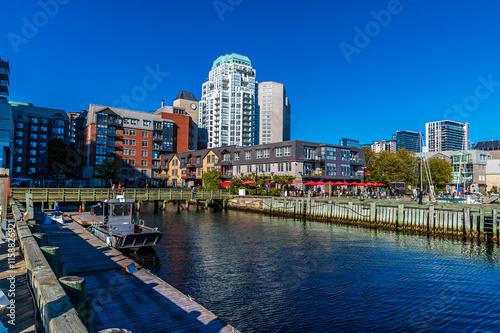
[397,204,404,230]
[348,202,353,220]
[41,246,62,278]
[480,208,485,240]
[33,233,49,247]
[492,209,498,241]
[59,276,89,329]
[428,205,434,233]
[186,200,189,210]
[463,207,470,237]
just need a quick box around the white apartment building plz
[199,53,258,148]
[425,120,469,152]
[258,81,291,144]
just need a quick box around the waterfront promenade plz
[10,201,239,332]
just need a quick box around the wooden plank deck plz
[39,212,239,332]
[0,210,35,333]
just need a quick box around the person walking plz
[111,183,116,197]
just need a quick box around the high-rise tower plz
[258,81,290,144]
[199,54,258,148]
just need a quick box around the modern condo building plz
[258,81,290,144]
[199,53,258,148]
[425,120,469,152]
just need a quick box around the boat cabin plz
[103,195,135,235]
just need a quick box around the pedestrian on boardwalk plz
[112,183,116,197]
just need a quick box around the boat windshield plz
[111,204,132,217]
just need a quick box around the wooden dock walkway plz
[0,209,35,333]
[38,213,239,332]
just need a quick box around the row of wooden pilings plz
[261,197,499,242]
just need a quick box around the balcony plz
[106,141,117,147]
[216,160,232,166]
[303,169,325,178]
[152,135,163,141]
[351,173,364,180]
[221,171,233,179]
[108,118,122,126]
[350,158,364,165]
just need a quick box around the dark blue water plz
[140,208,500,332]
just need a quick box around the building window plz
[31,126,38,132]
[247,165,252,173]
[234,152,240,161]
[263,149,270,158]
[40,127,48,132]
[29,158,36,164]
[265,164,270,172]
[16,131,23,138]
[130,139,136,146]
[29,167,36,174]
[129,149,135,156]
[142,131,148,137]
[278,163,283,172]
[141,160,147,166]
[30,150,37,156]
[142,150,148,157]
[30,134,37,139]
[15,140,22,146]
[326,162,336,176]
[123,149,128,155]
[16,123,23,129]
[142,141,148,147]
[284,147,291,156]
[30,142,37,147]
[285,162,292,172]
[143,120,151,127]
[245,151,251,159]
[341,149,350,161]
[130,130,136,136]
[257,150,263,159]
[123,139,129,145]
[30,117,38,124]
[16,167,21,173]
[130,119,138,125]
[276,148,283,157]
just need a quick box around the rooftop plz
[211,53,251,70]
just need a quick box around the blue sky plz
[1,0,500,145]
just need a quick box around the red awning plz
[304,181,317,186]
[316,181,325,185]
[220,181,231,187]
[243,180,257,184]
[293,180,302,184]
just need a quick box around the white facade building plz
[425,120,469,152]
[199,54,258,148]
[258,81,291,144]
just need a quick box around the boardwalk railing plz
[10,188,231,203]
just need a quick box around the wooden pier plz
[0,209,36,333]
[11,201,239,333]
[229,196,500,242]
[10,188,230,210]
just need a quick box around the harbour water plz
[139,207,500,332]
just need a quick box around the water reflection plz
[138,208,500,333]
[121,246,161,271]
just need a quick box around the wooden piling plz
[33,233,48,247]
[40,246,62,278]
[59,276,89,329]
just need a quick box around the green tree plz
[202,170,222,189]
[396,148,419,185]
[426,158,452,188]
[95,158,121,187]
[47,138,71,177]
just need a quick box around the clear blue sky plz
[1,0,500,145]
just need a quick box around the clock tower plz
[173,91,199,125]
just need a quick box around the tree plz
[426,158,452,188]
[202,170,222,189]
[95,158,121,187]
[47,138,72,177]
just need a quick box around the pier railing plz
[10,188,231,203]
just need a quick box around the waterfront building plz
[339,138,361,148]
[486,159,500,191]
[257,81,291,144]
[371,139,396,153]
[199,53,258,148]
[425,120,469,152]
[162,140,365,188]
[474,140,500,159]
[9,101,69,178]
[81,104,175,187]
[154,105,196,152]
[173,91,199,149]
[0,56,13,172]
[420,150,489,193]
[395,130,421,153]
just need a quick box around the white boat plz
[90,195,162,249]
